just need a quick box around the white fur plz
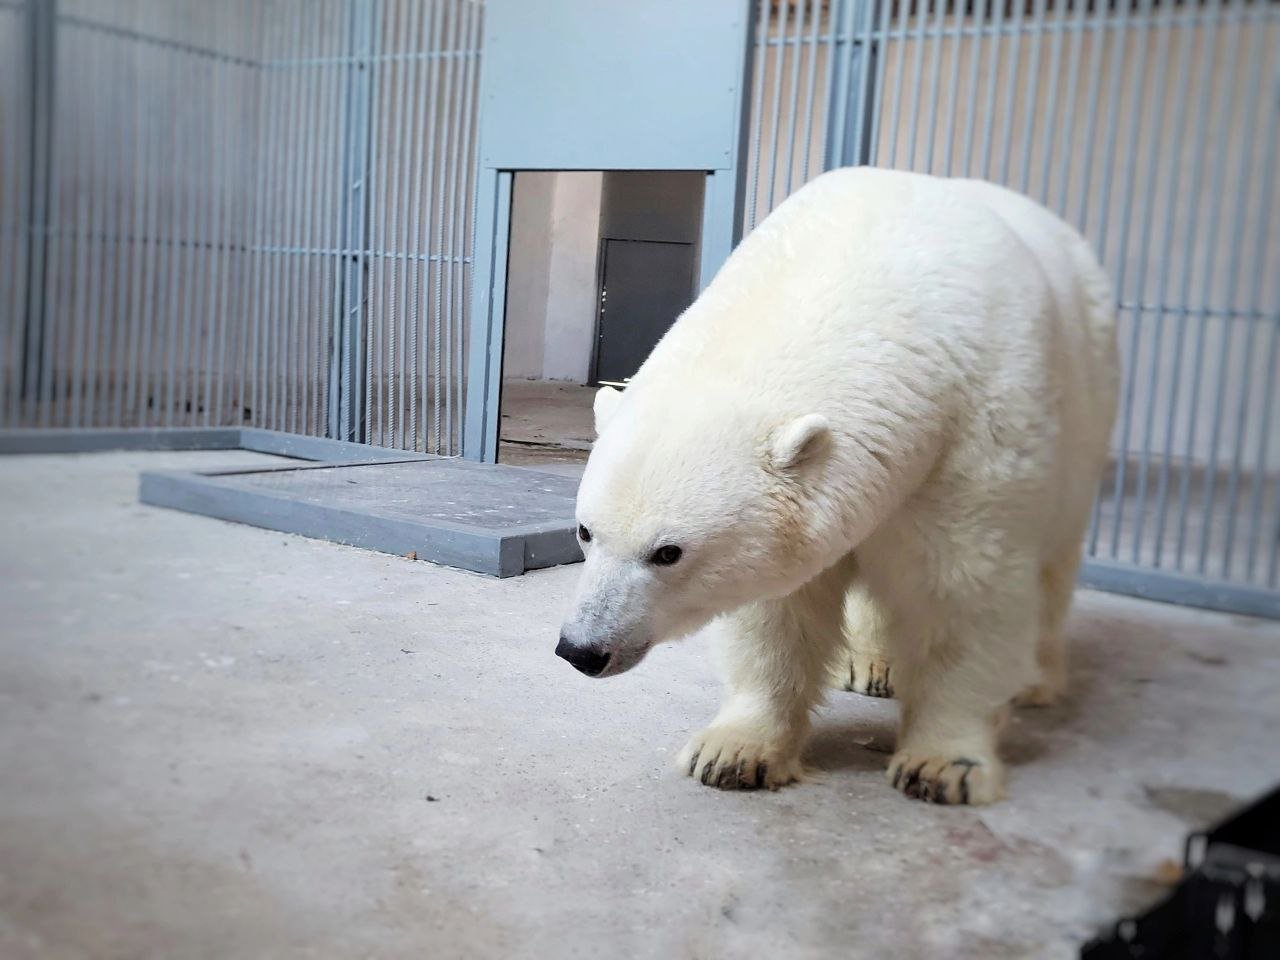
[561,168,1118,804]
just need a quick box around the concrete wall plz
[503,172,603,383]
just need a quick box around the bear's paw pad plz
[830,649,895,698]
[887,752,1002,805]
[677,727,803,791]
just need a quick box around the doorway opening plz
[498,170,705,470]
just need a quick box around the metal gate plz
[742,0,1279,617]
[0,0,481,455]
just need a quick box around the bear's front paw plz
[829,648,895,698]
[887,751,1003,805]
[677,726,803,791]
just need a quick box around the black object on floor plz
[1082,785,1280,959]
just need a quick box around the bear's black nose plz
[556,635,611,677]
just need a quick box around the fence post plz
[21,0,55,415]
[824,0,877,169]
[329,0,375,443]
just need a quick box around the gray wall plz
[503,172,603,383]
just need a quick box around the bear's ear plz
[770,414,832,470]
[593,386,624,436]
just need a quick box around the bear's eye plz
[650,545,682,566]
[577,524,592,544]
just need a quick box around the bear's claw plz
[886,751,1002,805]
[830,650,895,698]
[678,727,802,791]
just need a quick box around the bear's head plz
[556,385,837,678]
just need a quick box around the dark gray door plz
[593,239,697,384]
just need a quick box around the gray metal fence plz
[0,0,480,454]
[743,0,1279,616]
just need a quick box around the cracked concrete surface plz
[2,451,1278,959]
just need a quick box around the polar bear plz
[556,168,1118,805]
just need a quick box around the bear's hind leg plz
[828,579,895,698]
[886,567,1040,805]
[679,555,855,791]
[1014,548,1081,707]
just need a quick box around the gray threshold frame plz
[0,427,582,578]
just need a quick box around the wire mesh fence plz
[744,0,1280,603]
[0,0,480,454]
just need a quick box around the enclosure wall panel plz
[0,0,482,456]
[742,0,1280,614]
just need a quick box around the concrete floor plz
[499,378,593,470]
[2,452,1279,960]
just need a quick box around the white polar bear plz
[556,168,1118,805]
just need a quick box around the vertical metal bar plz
[763,0,793,214]
[1195,8,1267,577]
[339,0,374,442]
[902,0,930,171]
[261,3,287,430]
[746,0,771,229]
[435,1,464,454]
[1015,0,1049,194]
[19,0,52,426]
[282,1,310,430]
[64,24,90,428]
[449,0,480,456]
[425,0,453,452]
[36,2,66,429]
[917,0,946,172]
[1082,0,1139,557]
[780,0,810,198]
[936,0,964,176]
[294,7,322,435]
[882,0,911,168]
[463,163,495,461]
[794,0,821,190]
[295,7,319,434]
[823,0,852,170]
[405,0,431,453]
[1050,0,1088,213]
[124,20,147,426]
[173,13,200,426]
[209,5,234,427]
[976,0,1006,178]
[313,0,341,435]
[1069,1,1110,231]
[995,0,1027,185]
[1172,2,1245,570]
[1151,4,1222,568]
[386,0,414,450]
[137,9,166,429]
[269,4,296,429]
[5,0,34,428]
[248,4,275,429]
[92,20,120,427]
[109,23,134,427]
[1034,0,1071,203]
[181,17,211,429]
[1130,2,1197,564]
[80,20,109,427]
[1104,0,1163,560]
[956,0,988,175]
[158,18,181,424]
[363,1,385,446]
[193,14,216,427]
[815,0,842,175]
[417,0,441,453]
[1085,0,1135,251]
[866,0,895,164]
[1227,86,1279,581]
[327,0,354,438]
[846,0,877,167]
